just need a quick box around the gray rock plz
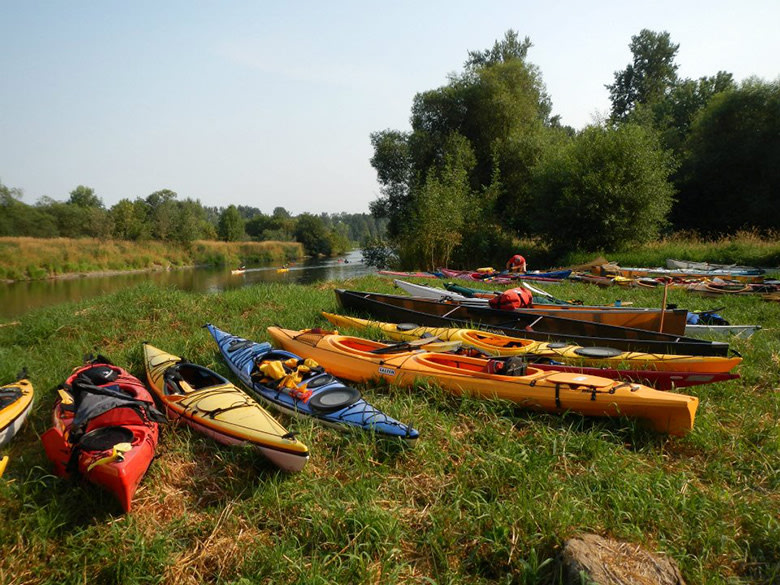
[560,534,686,585]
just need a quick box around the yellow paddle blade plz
[0,456,8,478]
[86,442,133,472]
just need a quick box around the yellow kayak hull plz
[268,327,698,436]
[322,312,740,374]
[143,343,309,471]
[0,378,34,450]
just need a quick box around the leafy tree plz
[657,72,735,152]
[370,30,560,265]
[293,213,332,256]
[68,185,104,208]
[0,182,58,237]
[218,205,245,241]
[361,237,398,269]
[607,29,680,122]
[400,134,473,269]
[110,199,148,240]
[245,212,276,240]
[674,78,780,233]
[531,124,675,252]
[146,189,179,241]
[172,199,209,245]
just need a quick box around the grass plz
[0,276,778,584]
[556,230,780,273]
[0,238,305,281]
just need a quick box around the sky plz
[1,1,778,215]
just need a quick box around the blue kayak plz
[205,324,419,442]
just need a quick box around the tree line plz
[0,184,386,257]
[367,30,780,269]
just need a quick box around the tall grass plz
[0,277,777,583]
[0,238,304,281]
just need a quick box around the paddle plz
[370,336,442,355]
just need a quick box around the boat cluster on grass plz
[0,263,753,512]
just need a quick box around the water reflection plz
[0,249,373,319]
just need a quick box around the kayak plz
[393,279,688,332]
[666,259,764,274]
[321,313,741,373]
[206,324,419,441]
[267,327,699,436]
[378,270,442,279]
[335,289,729,356]
[143,343,309,472]
[41,358,160,512]
[595,264,765,284]
[685,324,762,339]
[0,377,34,450]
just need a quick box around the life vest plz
[488,287,533,310]
[256,357,322,402]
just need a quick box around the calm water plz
[0,249,373,319]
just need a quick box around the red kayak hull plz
[531,363,739,390]
[41,363,159,512]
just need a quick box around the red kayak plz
[519,360,739,390]
[42,357,161,512]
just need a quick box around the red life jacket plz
[488,287,533,310]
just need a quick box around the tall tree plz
[218,205,245,242]
[370,30,559,264]
[674,78,780,233]
[607,29,679,122]
[68,185,104,208]
[293,213,332,256]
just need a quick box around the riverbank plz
[0,237,304,281]
[0,276,777,583]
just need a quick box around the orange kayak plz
[267,327,698,436]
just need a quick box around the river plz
[0,249,373,319]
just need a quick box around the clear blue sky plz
[1,1,778,214]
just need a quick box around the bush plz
[531,124,675,253]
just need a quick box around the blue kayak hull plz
[206,323,419,441]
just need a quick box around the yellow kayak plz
[322,312,741,374]
[143,343,309,472]
[268,327,698,436]
[0,378,34,449]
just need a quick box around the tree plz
[245,212,275,240]
[68,185,104,208]
[293,213,332,256]
[400,134,472,269]
[218,205,245,241]
[673,78,780,233]
[531,124,675,252]
[110,199,147,240]
[146,189,179,241]
[607,29,679,122]
[370,30,560,265]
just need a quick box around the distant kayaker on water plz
[506,254,527,273]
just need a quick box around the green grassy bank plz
[0,238,305,281]
[0,276,778,584]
